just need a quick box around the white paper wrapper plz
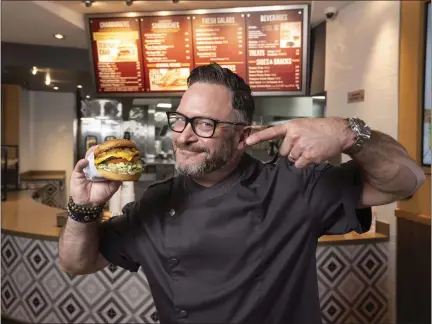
[109,187,122,217]
[83,151,108,182]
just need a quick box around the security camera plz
[324,7,338,20]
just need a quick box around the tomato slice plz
[108,158,129,163]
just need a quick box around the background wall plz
[253,97,324,119]
[324,1,401,322]
[19,89,75,197]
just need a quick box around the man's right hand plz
[70,146,122,206]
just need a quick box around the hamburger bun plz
[97,169,141,182]
[95,139,138,156]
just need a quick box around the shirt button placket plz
[177,309,188,320]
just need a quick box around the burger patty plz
[104,156,141,164]
[94,148,139,165]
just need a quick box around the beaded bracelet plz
[67,196,104,223]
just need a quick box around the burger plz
[115,42,137,61]
[94,139,144,181]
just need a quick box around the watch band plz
[343,117,372,155]
[67,196,104,223]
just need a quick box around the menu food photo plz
[246,10,303,92]
[141,16,193,92]
[90,18,145,93]
[192,13,247,80]
[87,6,307,95]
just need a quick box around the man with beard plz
[60,63,425,324]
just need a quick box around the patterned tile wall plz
[26,180,66,210]
[1,233,389,324]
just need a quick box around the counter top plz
[1,190,63,240]
[2,190,388,244]
[395,208,431,226]
[20,170,66,181]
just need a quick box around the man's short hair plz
[187,63,255,124]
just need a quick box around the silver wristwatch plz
[343,117,372,155]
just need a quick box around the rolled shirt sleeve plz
[98,202,141,272]
[300,160,372,237]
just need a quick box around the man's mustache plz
[174,143,209,153]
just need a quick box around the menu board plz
[87,6,308,95]
[89,18,145,93]
[141,16,193,92]
[192,13,247,80]
[246,10,303,92]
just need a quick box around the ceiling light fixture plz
[157,103,172,109]
[126,0,133,6]
[31,66,38,75]
[84,0,94,8]
[77,85,83,89]
[53,34,65,40]
[86,95,91,99]
[45,74,51,86]
[53,86,59,90]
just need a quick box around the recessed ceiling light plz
[84,0,94,7]
[53,86,59,90]
[77,85,83,89]
[53,34,65,40]
[86,95,91,99]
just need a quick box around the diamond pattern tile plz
[57,292,87,323]
[2,237,20,269]
[40,266,69,300]
[353,289,387,324]
[336,271,367,305]
[321,294,349,324]
[1,278,18,311]
[117,275,152,311]
[317,248,350,286]
[41,309,62,323]
[76,271,110,306]
[137,298,159,323]
[23,285,50,322]
[100,263,130,285]
[9,304,31,323]
[94,295,130,323]
[24,241,50,276]
[13,235,32,253]
[10,262,34,295]
[354,245,387,283]
[1,232,389,324]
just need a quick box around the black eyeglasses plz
[166,112,247,138]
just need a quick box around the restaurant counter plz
[1,187,390,324]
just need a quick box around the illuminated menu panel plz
[192,13,247,80]
[89,18,145,93]
[141,16,193,92]
[246,9,303,92]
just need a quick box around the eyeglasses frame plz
[166,111,248,138]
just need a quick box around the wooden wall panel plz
[1,84,20,154]
[397,0,431,218]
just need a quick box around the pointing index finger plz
[246,124,287,146]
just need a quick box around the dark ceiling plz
[2,66,94,95]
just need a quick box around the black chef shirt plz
[99,154,371,324]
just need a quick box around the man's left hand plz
[246,117,356,168]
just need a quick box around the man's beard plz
[173,140,235,178]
